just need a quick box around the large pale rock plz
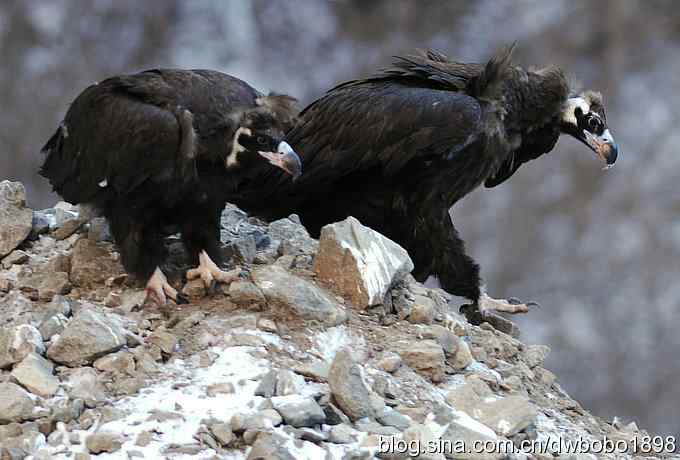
[11,352,59,397]
[328,349,380,421]
[470,395,537,436]
[47,308,127,366]
[85,432,123,454]
[314,216,413,308]
[0,181,33,258]
[63,367,107,404]
[0,382,37,423]
[439,410,502,460]
[270,395,326,428]
[251,265,347,325]
[69,239,124,287]
[0,325,45,369]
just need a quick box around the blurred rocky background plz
[1,0,678,440]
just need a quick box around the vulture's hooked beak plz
[579,129,619,169]
[259,141,302,180]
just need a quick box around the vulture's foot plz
[145,267,189,306]
[186,250,243,293]
[477,293,539,315]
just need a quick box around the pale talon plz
[186,250,242,290]
[477,293,531,316]
[145,267,181,306]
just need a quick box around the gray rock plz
[0,382,37,423]
[376,408,411,430]
[354,418,401,436]
[524,344,551,368]
[146,329,177,356]
[38,313,68,341]
[209,423,235,447]
[439,412,501,460]
[1,250,28,269]
[254,369,278,397]
[0,324,45,370]
[314,216,413,308]
[270,394,326,428]
[10,352,59,397]
[328,423,361,444]
[53,218,84,240]
[93,350,136,374]
[377,353,402,374]
[224,235,257,264]
[228,280,265,305]
[0,181,33,258]
[451,340,474,370]
[246,432,298,460]
[69,239,124,288]
[62,367,107,405]
[18,271,71,301]
[408,295,436,324]
[268,217,319,256]
[472,395,538,436]
[328,348,381,421]
[425,325,461,356]
[231,409,282,432]
[85,431,123,454]
[47,308,127,366]
[395,340,446,383]
[252,265,347,326]
[275,369,305,396]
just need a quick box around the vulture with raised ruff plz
[40,69,301,305]
[237,45,618,318]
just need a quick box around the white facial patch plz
[561,97,590,125]
[225,127,252,168]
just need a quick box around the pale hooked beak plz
[258,141,302,180]
[582,128,618,169]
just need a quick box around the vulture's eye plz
[257,136,267,145]
[587,116,602,133]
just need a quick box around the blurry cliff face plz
[1,0,679,438]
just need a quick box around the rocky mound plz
[0,180,672,460]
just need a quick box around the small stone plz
[254,370,277,398]
[224,235,257,264]
[524,344,550,368]
[275,369,305,396]
[252,265,347,326]
[69,239,124,288]
[53,218,84,240]
[47,307,127,366]
[376,407,411,430]
[63,367,107,405]
[38,313,68,341]
[0,277,12,292]
[354,418,400,436]
[395,340,446,383]
[256,317,278,333]
[403,424,446,460]
[0,324,45,370]
[93,350,136,374]
[378,353,402,374]
[270,395,326,428]
[228,280,265,305]
[18,271,71,301]
[182,278,206,299]
[0,181,33,258]
[425,324,461,356]
[328,423,360,444]
[206,382,235,396]
[268,217,319,256]
[1,250,28,269]
[408,294,436,324]
[135,431,153,447]
[451,339,474,370]
[146,329,177,356]
[87,217,112,242]
[0,382,37,423]
[473,395,537,436]
[104,291,122,307]
[246,432,299,460]
[209,423,235,447]
[328,348,380,421]
[313,216,413,309]
[85,431,123,454]
[10,352,59,397]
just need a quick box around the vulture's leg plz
[108,209,187,305]
[420,211,536,318]
[181,204,241,293]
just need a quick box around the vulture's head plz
[559,90,618,167]
[227,94,302,180]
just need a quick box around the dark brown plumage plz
[237,46,618,317]
[40,69,301,304]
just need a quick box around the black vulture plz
[40,69,302,305]
[237,45,618,318]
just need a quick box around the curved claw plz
[526,301,541,309]
[175,292,190,305]
[145,267,184,306]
